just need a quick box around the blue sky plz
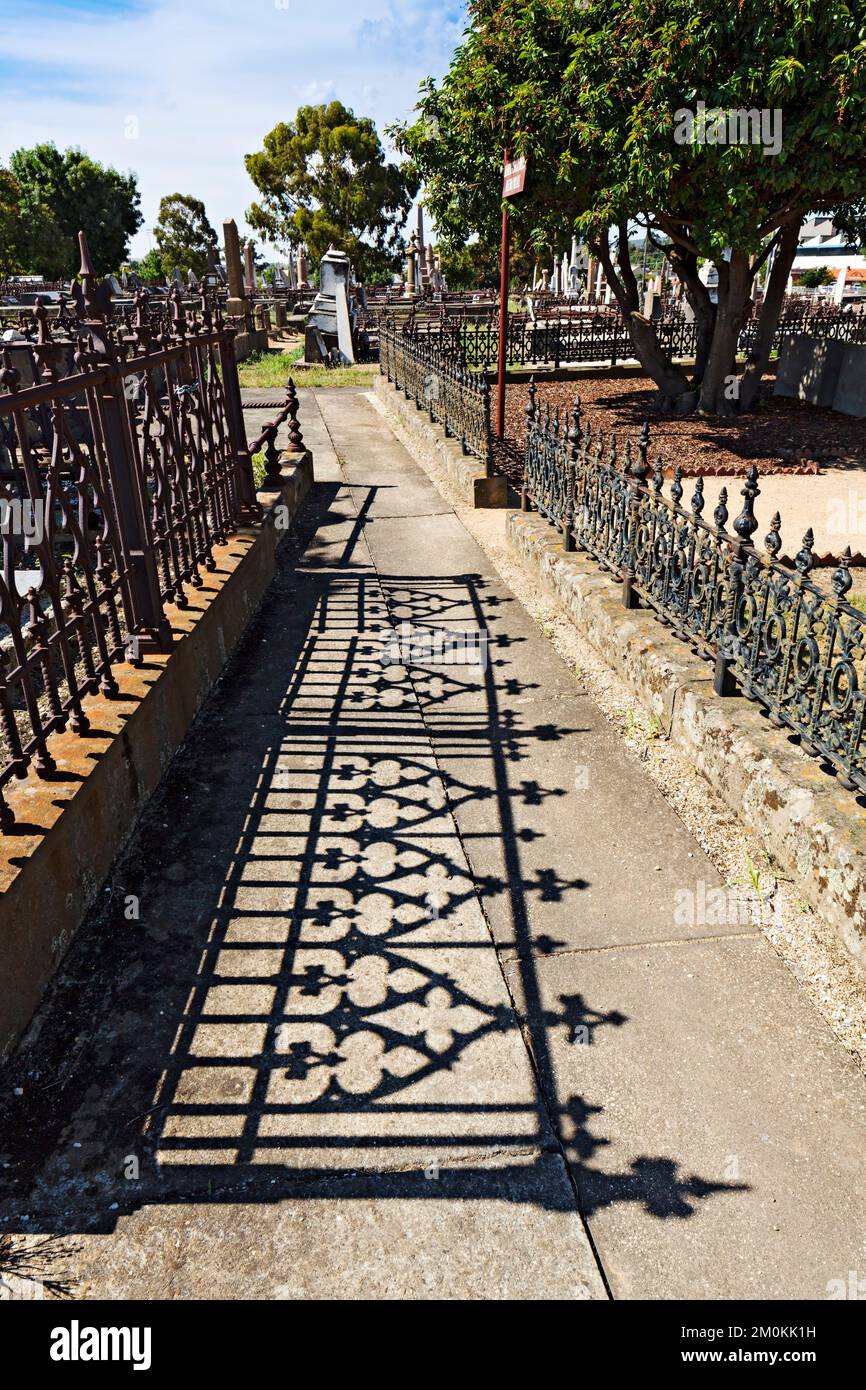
[0,0,466,259]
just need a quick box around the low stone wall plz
[508,509,866,972]
[0,453,313,1060]
[373,374,507,507]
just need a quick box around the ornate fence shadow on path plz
[522,382,866,795]
[0,486,745,1250]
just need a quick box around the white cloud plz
[0,0,463,260]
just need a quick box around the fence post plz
[621,441,640,610]
[521,376,537,511]
[217,321,258,513]
[563,396,581,551]
[480,375,492,477]
[715,465,760,696]
[76,233,172,651]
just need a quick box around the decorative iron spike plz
[286,377,305,453]
[566,399,581,447]
[764,511,782,558]
[638,418,650,469]
[794,527,815,575]
[632,428,649,484]
[670,465,683,507]
[78,229,97,282]
[553,404,560,436]
[832,546,854,600]
[623,439,633,476]
[33,298,53,344]
[691,476,705,517]
[713,487,729,531]
[652,455,664,494]
[608,432,617,469]
[733,464,760,542]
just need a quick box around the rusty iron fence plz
[522,383,866,793]
[0,232,283,830]
[379,318,492,471]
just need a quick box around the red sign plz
[502,156,527,198]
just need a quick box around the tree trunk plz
[670,248,715,382]
[737,219,801,413]
[698,252,753,415]
[591,232,692,402]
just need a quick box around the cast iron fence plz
[379,319,491,471]
[522,382,866,794]
[0,232,298,829]
[398,305,866,373]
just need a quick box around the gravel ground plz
[369,387,866,1076]
[497,368,866,482]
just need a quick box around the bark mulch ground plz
[493,368,866,487]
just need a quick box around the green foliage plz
[799,266,835,288]
[236,350,376,391]
[133,248,164,282]
[399,1,866,258]
[395,0,866,412]
[245,102,418,280]
[8,143,142,276]
[153,192,216,279]
[0,164,69,279]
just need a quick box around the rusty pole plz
[496,181,510,439]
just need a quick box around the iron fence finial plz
[832,547,853,601]
[764,512,782,558]
[733,464,760,542]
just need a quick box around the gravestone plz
[305,246,356,364]
[222,219,245,302]
[832,343,866,417]
[774,333,845,408]
[243,241,256,293]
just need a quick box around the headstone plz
[243,241,256,293]
[774,333,846,408]
[187,269,199,289]
[405,233,418,297]
[833,267,848,306]
[305,246,356,364]
[223,219,245,301]
[107,274,123,296]
[172,266,183,289]
[297,245,309,288]
[832,342,866,417]
[416,204,425,260]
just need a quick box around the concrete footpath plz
[1,388,865,1300]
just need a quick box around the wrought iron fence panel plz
[0,234,261,828]
[379,321,491,468]
[523,393,866,794]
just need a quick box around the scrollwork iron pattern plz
[0,245,258,828]
[524,391,866,794]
